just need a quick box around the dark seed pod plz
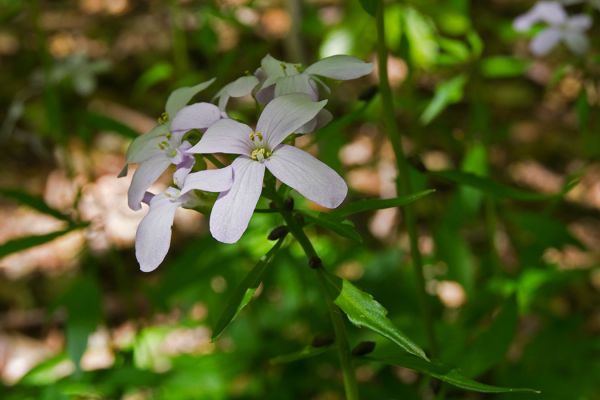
[268,225,288,241]
[351,341,376,356]
[283,197,294,211]
[311,333,335,348]
[308,256,322,269]
[358,85,378,102]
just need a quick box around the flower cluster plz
[122,54,373,271]
[514,1,595,56]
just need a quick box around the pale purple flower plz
[213,75,260,111]
[188,94,348,244]
[136,166,233,272]
[514,1,592,56]
[123,79,223,211]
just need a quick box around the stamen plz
[250,147,271,162]
[158,112,169,125]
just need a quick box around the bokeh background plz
[1,0,599,398]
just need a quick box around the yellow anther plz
[158,112,169,125]
[250,147,271,162]
[249,131,264,142]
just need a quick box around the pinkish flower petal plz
[566,14,592,31]
[188,119,253,155]
[128,154,171,210]
[214,76,260,110]
[296,109,333,134]
[135,193,181,272]
[265,144,347,208]
[274,74,319,101]
[256,94,327,149]
[181,165,233,195]
[530,27,562,56]
[170,102,222,134]
[563,31,589,54]
[305,55,373,80]
[210,157,265,243]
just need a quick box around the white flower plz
[514,1,592,56]
[123,79,223,210]
[135,166,233,272]
[189,94,348,244]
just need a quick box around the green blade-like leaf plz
[270,346,332,365]
[212,239,284,339]
[431,170,568,201]
[331,189,435,218]
[369,353,539,394]
[298,210,362,242]
[0,225,85,259]
[420,75,467,125]
[480,56,530,78]
[0,188,74,223]
[323,272,428,360]
[165,78,215,118]
[85,111,139,139]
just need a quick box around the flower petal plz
[296,109,333,134]
[261,54,296,79]
[170,102,222,134]
[305,55,373,80]
[514,1,566,31]
[210,157,265,243]
[256,94,327,148]
[126,124,169,164]
[274,74,318,101]
[128,154,172,210]
[188,119,253,155]
[530,27,562,56]
[135,193,181,272]
[566,14,592,31]
[265,144,347,208]
[181,165,233,194]
[214,75,260,110]
[165,78,215,119]
[563,31,589,54]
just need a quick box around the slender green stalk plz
[275,195,359,400]
[375,0,437,355]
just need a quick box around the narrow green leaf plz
[332,189,435,218]
[358,0,376,16]
[430,170,562,201]
[323,272,428,360]
[0,188,73,222]
[0,226,85,259]
[420,75,467,125]
[404,6,439,68]
[457,297,518,377]
[165,78,215,118]
[369,353,540,393]
[212,239,284,339]
[84,111,139,139]
[480,56,530,78]
[298,210,362,242]
[270,346,332,365]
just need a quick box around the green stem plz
[275,195,359,400]
[375,0,437,355]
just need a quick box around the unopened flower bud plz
[268,225,288,241]
[311,333,335,348]
[351,341,376,356]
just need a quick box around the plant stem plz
[275,196,359,400]
[375,0,437,356]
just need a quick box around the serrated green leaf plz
[298,210,362,242]
[165,78,215,118]
[421,75,467,125]
[323,272,428,360]
[331,189,435,218]
[369,353,540,393]
[212,239,284,339]
[270,346,332,365]
[430,170,566,201]
[0,188,74,223]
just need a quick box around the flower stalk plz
[375,0,438,355]
[273,192,360,400]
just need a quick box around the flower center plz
[249,130,271,162]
